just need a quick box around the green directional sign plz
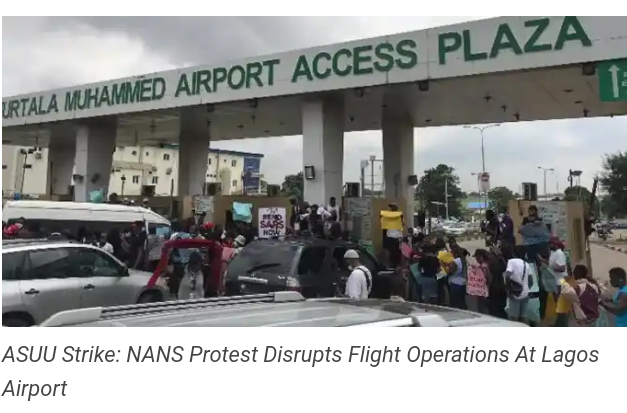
[598,59,627,102]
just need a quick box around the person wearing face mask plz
[344,249,372,299]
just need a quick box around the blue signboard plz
[243,157,261,192]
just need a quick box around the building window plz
[145,151,150,156]
[232,180,238,187]
[132,175,140,184]
[152,176,159,185]
[231,160,237,167]
[208,158,211,165]
[131,150,137,156]
[163,154,170,161]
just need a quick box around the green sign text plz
[438,16,591,64]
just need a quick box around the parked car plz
[442,222,467,237]
[38,292,528,327]
[224,238,394,299]
[2,239,169,327]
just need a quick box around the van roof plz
[3,200,170,224]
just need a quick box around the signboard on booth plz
[478,172,490,193]
[258,207,286,239]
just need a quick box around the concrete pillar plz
[302,96,344,205]
[382,111,415,219]
[47,145,75,196]
[178,106,210,196]
[73,120,117,202]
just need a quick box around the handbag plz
[506,261,527,297]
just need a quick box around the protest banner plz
[258,207,286,238]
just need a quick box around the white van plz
[2,200,171,237]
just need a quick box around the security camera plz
[417,80,429,92]
[581,62,596,77]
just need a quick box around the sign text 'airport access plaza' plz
[3,17,593,122]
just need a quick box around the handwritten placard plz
[258,207,286,239]
[466,266,488,297]
[537,201,567,241]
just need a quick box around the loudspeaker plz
[522,182,538,201]
[267,184,280,197]
[206,183,221,196]
[345,182,360,197]
[407,175,418,185]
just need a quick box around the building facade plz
[2,145,264,197]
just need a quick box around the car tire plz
[2,314,33,327]
[137,291,163,304]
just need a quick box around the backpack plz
[573,283,600,323]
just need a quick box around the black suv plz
[224,238,394,298]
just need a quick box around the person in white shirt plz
[327,197,341,222]
[548,237,567,287]
[344,249,372,299]
[504,246,532,324]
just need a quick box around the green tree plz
[564,185,592,203]
[414,164,464,218]
[260,179,268,193]
[280,172,304,201]
[488,186,515,212]
[599,151,627,218]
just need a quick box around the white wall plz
[2,145,256,197]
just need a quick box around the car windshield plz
[227,242,299,276]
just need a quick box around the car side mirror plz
[121,265,130,277]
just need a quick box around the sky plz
[2,16,625,194]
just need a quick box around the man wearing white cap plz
[344,249,372,299]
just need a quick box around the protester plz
[142,198,151,210]
[108,192,121,204]
[288,198,300,231]
[127,220,147,270]
[536,248,557,321]
[417,244,440,304]
[548,236,567,283]
[327,196,341,222]
[344,249,372,299]
[435,238,453,306]
[561,264,600,327]
[233,235,246,253]
[468,249,491,314]
[499,207,515,248]
[486,247,508,319]
[482,209,500,247]
[178,251,204,300]
[503,245,532,324]
[100,232,115,255]
[600,267,627,327]
[518,205,550,260]
[381,203,404,268]
[448,246,467,309]
[3,217,25,238]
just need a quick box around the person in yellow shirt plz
[380,203,404,268]
[555,275,576,327]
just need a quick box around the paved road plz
[458,239,626,282]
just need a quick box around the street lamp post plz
[537,166,555,196]
[464,124,500,209]
[120,175,127,196]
